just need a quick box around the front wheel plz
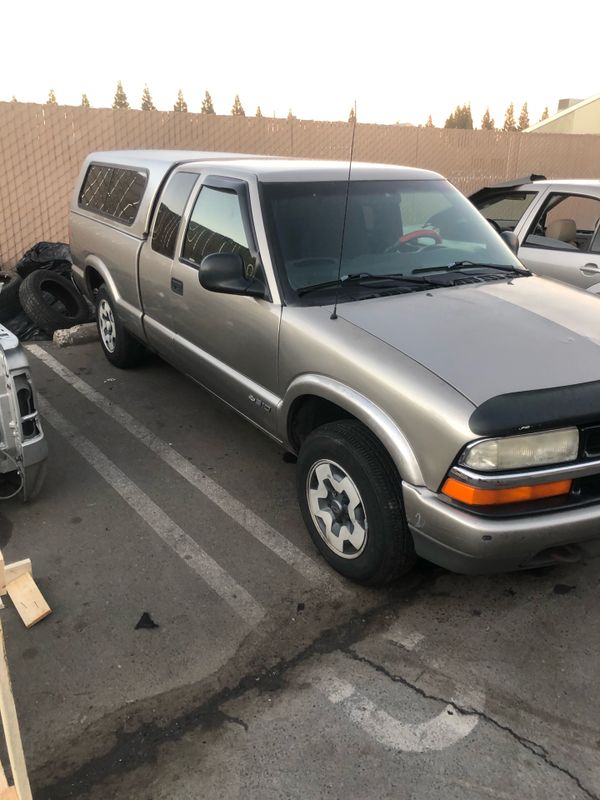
[296,420,416,584]
[96,286,145,368]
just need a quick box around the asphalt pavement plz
[0,341,598,799]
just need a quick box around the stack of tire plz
[0,243,90,340]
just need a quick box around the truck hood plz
[337,276,600,406]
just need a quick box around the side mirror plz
[199,252,266,298]
[501,230,519,255]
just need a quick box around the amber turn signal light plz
[441,477,572,506]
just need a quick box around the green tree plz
[444,103,473,129]
[81,93,90,108]
[481,108,495,129]
[231,94,245,116]
[348,107,356,123]
[503,102,517,131]
[425,114,434,128]
[141,84,156,111]
[287,108,295,120]
[112,81,130,109]
[173,89,188,112]
[10,96,17,103]
[518,101,530,131]
[540,106,550,121]
[255,105,263,117]
[201,90,215,114]
[47,89,57,105]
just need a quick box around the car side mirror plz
[199,252,266,298]
[501,230,519,255]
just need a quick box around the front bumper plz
[403,482,600,574]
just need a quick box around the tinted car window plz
[151,172,197,258]
[475,191,537,232]
[79,164,146,224]
[262,180,521,293]
[182,186,252,269]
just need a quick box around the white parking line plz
[27,345,337,588]
[319,671,480,752]
[37,395,265,628]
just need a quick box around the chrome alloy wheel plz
[98,298,117,353]
[306,459,368,559]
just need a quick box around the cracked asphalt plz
[1,342,599,798]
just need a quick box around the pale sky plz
[1,0,598,127]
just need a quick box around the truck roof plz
[84,150,443,182]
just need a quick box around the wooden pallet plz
[0,548,52,798]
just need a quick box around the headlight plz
[460,428,579,472]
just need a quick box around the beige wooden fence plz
[1,101,600,267]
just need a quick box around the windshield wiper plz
[439,260,531,275]
[296,272,446,297]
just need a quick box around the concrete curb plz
[53,323,98,348]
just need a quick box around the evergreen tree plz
[173,89,188,112]
[47,89,57,105]
[141,84,156,111]
[481,108,495,129]
[540,106,550,121]
[425,114,434,128]
[444,103,473,129]
[444,110,456,128]
[81,93,90,108]
[231,94,245,116]
[10,96,17,103]
[255,105,263,117]
[287,109,295,120]
[112,81,130,109]
[348,107,356,123]
[201,90,215,114]
[518,101,530,131]
[503,102,517,131]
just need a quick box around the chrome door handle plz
[579,263,600,276]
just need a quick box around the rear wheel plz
[296,419,416,584]
[96,286,145,368]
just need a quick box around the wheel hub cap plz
[98,299,116,353]
[306,459,368,559]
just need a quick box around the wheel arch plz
[83,257,118,300]
[282,375,424,486]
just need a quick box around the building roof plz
[525,94,600,134]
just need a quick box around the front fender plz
[281,374,424,486]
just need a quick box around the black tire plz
[0,272,23,323]
[95,285,145,368]
[296,420,416,585]
[19,271,89,335]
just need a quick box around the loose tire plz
[19,271,89,335]
[296,420,416,585]
[96,286,145,368]
[0,272,23,323]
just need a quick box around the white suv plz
[470,177,600,292]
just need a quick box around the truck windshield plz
[261,179,524,298]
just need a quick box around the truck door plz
[138,170,200,354]
[166,175,281,434]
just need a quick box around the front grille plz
[580,425,600,459]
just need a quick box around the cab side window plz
[151,172,198,258]
[182,186,252,271]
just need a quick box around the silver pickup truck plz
[69,150,600,584]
